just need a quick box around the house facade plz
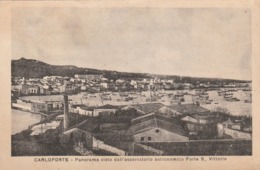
[60,119,100,148]
[217,118,252,139]
[181,114,218,138]
[129,113,189,142]
[93,104,118,117]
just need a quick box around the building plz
[59,84,76,93]
[31,101,48,113]
[217,118,252,139]
[75,74,103,81]
[128,113,189,142]
[16,84,39,95]
[221,118,242,130]
[27,85,39,94]
[38,84,52,95]
[93,104,119,117]
[12,99,32,111]
[122,103,165,115]
[166,104,210,116]
[100,82,108,89]
[12,99,49,113]
[45,101,63,111]
[181,113,218,139]
[80,85,87,91]
[152,103,210,118]
[60,119,100,148]
[70,104,95,117]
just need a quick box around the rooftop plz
[129,113,188,137]
[168,104,209,115]
[125,103,165,114]
[67,118,100,133]
[96,104,119,110]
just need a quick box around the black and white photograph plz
[10,7,252,156]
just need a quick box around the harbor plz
[17,88,252,116]
[12,109,42,135]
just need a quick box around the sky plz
[11,8,251,80]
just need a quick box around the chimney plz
[63,93,69,131]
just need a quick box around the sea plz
[12,109,42,135]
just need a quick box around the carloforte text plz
[34,158,69,162]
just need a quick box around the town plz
[11,72,252,156]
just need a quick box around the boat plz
[102,96,111,100]
[204,100,212,104]
[244,94,252,103]
[227,88,238,92]
[218,90,226,96]
[89,94,97,97]
[124,97,133,101]
[226,97,240,102]
[224,92,233,98]
[102,92,111,95]
[242,86,252,91]
[82,94,88,99]
[120,93,129,97]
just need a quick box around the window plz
[148,137,151,141]
[155,129,160,133]
[141,137,144,141]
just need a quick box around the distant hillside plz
[11,58,250,84]
[11,58,151,80]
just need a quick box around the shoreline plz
[11,108,45,135]
[12,106,48,117]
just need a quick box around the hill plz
[11,58,151,80]
[11,57,250,84]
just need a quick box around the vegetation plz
[11,124,79,156]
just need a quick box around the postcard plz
[0,0,260,170]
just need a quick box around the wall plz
[31,103,48,113]
[133,143,164,155]
[185,122,217,138]
[20,84,29,95]
[17,99,31,105]
[100,123,127,132]
[28,87,39,94]
[12,103,31,111]
[51,102,63,109]
[186,123,203,132]
[75,107,93,117]
[224,127,252,139]
[182,116,198,123]
[92,137,126,156]
[157,106,181,117]
[61,128,93,148]
[133,128,189,142]
[138,139,252,155]
[93,109,117,117]
[217,123,224,137]
[217,124,251,139]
